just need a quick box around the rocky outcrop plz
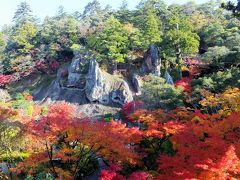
[141,44,161,76]
[76,104,121,120]
[111,81,133,105]
[67,58,82,87]
[0,89,11,102]
[132,74,142,95]
[85,59,110,104]
[85,59,133,105]
[34,53,133,106]
[164,70,174,85]
[67,51,89,88]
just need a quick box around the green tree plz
[200,22,225,47]
[142,9,161,47]
[81,0,110,28]
[133,0,165,49]
[0,33,5,73]
[38,14,81,60]
[141,75,183,110]
[221,0,240,18]
[202,46,230,63]
[114,0,133,24]
[82,0,101,18]
[12,1,35,27]
[88,16,141,64]
[11,23,38,53]
[0,33,5,47]
[161,7,200,61]
[55,5,67,19]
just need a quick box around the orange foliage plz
[11,87,240,179]
[127,103,240,179]
[0,105,18,121]
[15,102,142,179]
[200,88,240,116]
[157,112,240,179]
[67,120,142,164]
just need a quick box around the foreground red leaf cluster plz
[4,88,240,179]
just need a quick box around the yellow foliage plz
[200,88,240,116]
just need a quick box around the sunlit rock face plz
[85,59,133,105]
[34,51,133,106]
[0,89,11,102]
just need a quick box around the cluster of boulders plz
[41,50,133,106]
[84,59,133,105]
[35,44,173,107]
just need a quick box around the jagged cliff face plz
[33,52,133,106]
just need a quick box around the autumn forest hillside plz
[0,0,240,179]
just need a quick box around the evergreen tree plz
[161,6,200,59]
[12,1,34,27]
[142,9,161,47]
[80,0,111,31]
[222,0,240,18]
[82,0,101,18]
[114,0,132,23]
[133,0,164,49]
[11,23,38,53]
[87,16,141,64]
[55,5,67,19]
[0,33,5,74]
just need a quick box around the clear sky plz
[0,0,215,28]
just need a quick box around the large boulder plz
[0,89,11,102]
[111,81,133,105]
[34,53,133,106]
[85,59,111,104]
[132,74,142,95]
[67,58,82,87]
[85,59,133,105]
[67,52,88,88]
[164,70,174,85]
[141,44,161,76]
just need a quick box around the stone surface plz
[67,58,82,87]
[0,89,11,102]
[85,59,110,104]
[164,70,174,85]
[76,104,121,120]
[141,44,161,76]
[85,59,133,105]
[0,163,9,174]
[111,81,133,105]
[132,74,142,94]
[67,52,89,87]
[34,53,133,106]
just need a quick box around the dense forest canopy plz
[0,0,240,179]
[0,0,239,77]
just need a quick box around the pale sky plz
[0,0,220,28]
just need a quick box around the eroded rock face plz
[85,59,111,104]
[68,58,82,87]
[67,51,89,88]
[34,52,133,106]
[132,74,142,95]
[85,59,133,105]
[141,44,161,76]
[0,89,11,102]
[164,70,174,85]
[111,81,133,105]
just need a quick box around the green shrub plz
[192,67,240,93]
[12,92,34,116]
[141,75,183,110]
